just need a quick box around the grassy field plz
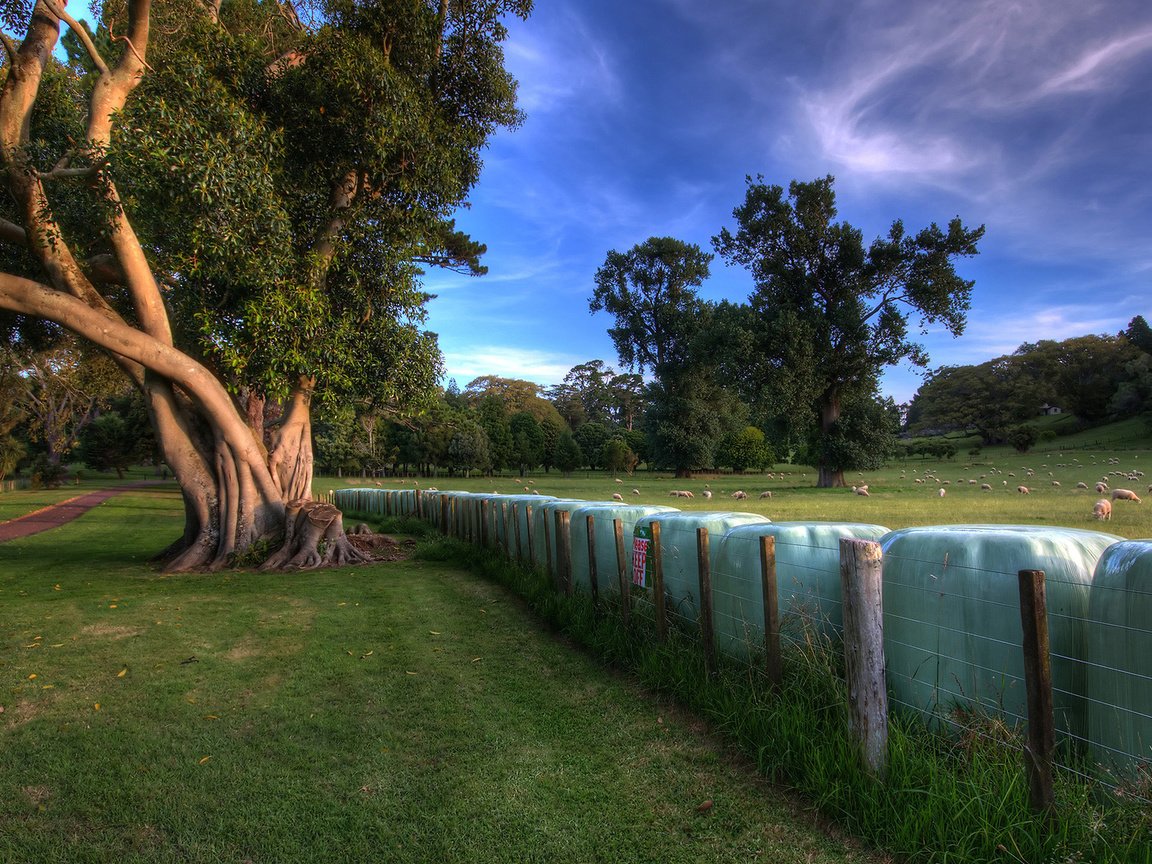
[317,440,1152,539]
[0,489,884,864]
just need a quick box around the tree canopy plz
[712,176,983,486]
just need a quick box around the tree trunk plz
[817,393,846,488]
[675,467,693,479]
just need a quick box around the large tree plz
[0,0,530,569]
[590,236,725,477]
[713,176,983,487]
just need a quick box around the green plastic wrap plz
[632,512,771,626]
[880,525,1121,740]
[568,504,681,596]
[1087,539,1152,778]
[712,522,891,657]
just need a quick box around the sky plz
[424,0,1152,404]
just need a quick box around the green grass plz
[0,465,173,524]
[422,535,1152,864]
[0,490,882,864]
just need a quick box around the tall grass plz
[410,527,1152,864]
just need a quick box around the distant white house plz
[1040,404,1063,416]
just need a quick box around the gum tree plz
[0,0,530,568]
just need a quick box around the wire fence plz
[334,487,1152,803]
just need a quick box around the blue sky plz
[424,0,1152,404]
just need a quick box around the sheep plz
[1096,482,1108,494]
[632,489,640,496]
[615,478,623,484]
[856,487,871,497]
[1052,481,1061,487]
[1076,482,1088,489]
[937,488,945,498]
[731,490,748,500]
[980,483,992,491]
[703,490,713,499]
[1093,499,1112,521]
[612,492,624,501]
[1017,486,1030,494]
[1112,488,1143,503]
[759,491,773,499]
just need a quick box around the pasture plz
[321,444,1152,540]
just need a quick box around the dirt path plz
[0,481,165,543]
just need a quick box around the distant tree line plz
[906,316,1152,444]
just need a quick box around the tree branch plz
[42,0,109,75]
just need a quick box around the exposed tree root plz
[261,499,370,571]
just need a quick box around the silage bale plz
[880,524,1121,741]
[712,522,890,657]
[568,503,681,595]
[1087,540,1152,779]
[633,512,771,628]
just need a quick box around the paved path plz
[0,481,165,543]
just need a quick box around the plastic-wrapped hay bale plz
[528,499,588,571]
[880,524,1121,740]
[1087,540,1152,779]
[569,504,681,596]
[502,495,558,561]
[633,512,771,628]
[712,522,891,658]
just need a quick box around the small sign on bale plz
[632,526,653,587]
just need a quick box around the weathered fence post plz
[525,505,535,567]
[514,504,524,561]
[838,538,888,777]
[440,496,448,535]
[651,522,667,642]
[544,510,554,585]
[697,527,717,675]
[1018,569,1056,818]
[614,518,630,625]
[480,499,490,548]
[586,515,600,608]
[760,534,782,688]
[559,510,573,597]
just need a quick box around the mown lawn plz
[0,490,883,864]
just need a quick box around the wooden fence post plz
[481,499,490,548]
[543,510,554,584]
[559,511,573,597]
[760,535,782,688]
[614,518,630,626]
[586,515,600,608]
[526,505,535,567]
[415,488,422,519]
[651,522,667,642]
[1018,569,1056,818]
[514,504,524,561]
[838,538,888,777]
[697,527,717,675]
[440,496,448,535]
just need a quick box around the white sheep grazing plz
[937,488,945,498]
[1096,482,1109,493]
[980,483,992,491]
[703,490,713,499]
[669,490,682,498]
[759,491,772,499]
[1112,488,1143,503]
[615,478,623,484]
[612,492,624,501]
[1017,486,1030,495]
[632,489,640,496]
[681,490,695,498]
[1051,481,1061,487]
[1093,499,1112,521]
[731,490,748,500]
[1076,482,1088,489]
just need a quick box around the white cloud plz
[441,345,584,388]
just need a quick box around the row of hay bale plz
[334,487,1150,780]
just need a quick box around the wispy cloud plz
[441,345,585,388]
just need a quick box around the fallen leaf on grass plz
[696,800,713,813]
[198,756,212,765]
[93,703,100,711]
[204,714,219,720]
[116,669,127,678]
[405,671,416,676]
[27,674,36,680]
[428,631,441,636]
[471,657,482,663]
[360,651,373,658]
[53,584,61,591]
